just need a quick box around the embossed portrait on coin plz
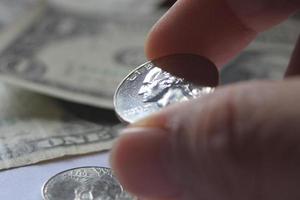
[73,173,121,200]
[138,67,203,107]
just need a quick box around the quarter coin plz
[114,54,217,123]
[42,167,135,200]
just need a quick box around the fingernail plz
[110,127,179,198]
[129,114,167,129]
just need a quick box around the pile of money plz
[0,0,298,171]
[0,0,165,170]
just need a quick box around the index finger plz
[146,0,299,67]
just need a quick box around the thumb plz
[111,79,300,200]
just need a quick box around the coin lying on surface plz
[42,167,135,200]
[114,54,219,123]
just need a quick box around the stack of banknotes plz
[0,0,298,170]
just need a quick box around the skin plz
[111,0,300,199]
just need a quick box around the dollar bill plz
[0,0,165,109]
[256,14,300,45]
[0,0,40,30]
[221,14,300,84]
[3,0,122,170]
[0,82,123,170]
[0,0,165,171]
[221,42,295,84]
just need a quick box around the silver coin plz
[42,167,135,200]
[114,55,216,123]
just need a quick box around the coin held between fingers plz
[114,53,219,124]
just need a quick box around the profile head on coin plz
[138,67,202,107]
[114,54,219,123]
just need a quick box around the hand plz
[111,0,300,199]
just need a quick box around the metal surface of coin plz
[114,56,216,123]
[42,167,135,200]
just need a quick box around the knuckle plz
[165,83,272,197]
[197,84,263,159]
[200,88,240,154]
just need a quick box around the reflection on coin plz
[114,54,217,123]
[42,167,135,200]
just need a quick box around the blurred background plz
[0,0,298,171]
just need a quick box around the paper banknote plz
[0,0,40,29]
[0,82,124,170]
[221,42,295,84]
[0,1,123,169]
[220,15,300,84]
[0,0,164,109]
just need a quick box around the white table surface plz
[0,152,110,200]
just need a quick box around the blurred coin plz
[42,167,135,200]
[114,54,218,123]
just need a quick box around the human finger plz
[111,78,300,199]
[146,0,300,67]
